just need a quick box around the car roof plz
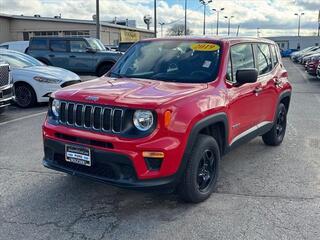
[140,36,276,45]
[30,36,94,41]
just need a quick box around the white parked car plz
[0,41,29,53]
[0,49,81,107]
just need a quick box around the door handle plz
[49,54,55,57]
[253,87,263,95]
[70,55,76,58]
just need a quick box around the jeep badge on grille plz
[85,96,99,102]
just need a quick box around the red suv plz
[43,37,292,203]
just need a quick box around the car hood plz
[13,66,80,81]
[53,77,207,108]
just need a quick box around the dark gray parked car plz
[26,37,122,76]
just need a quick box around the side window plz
[271,45,279,67]
[256,44,272,75]
[50,40,67,52]
[230,44,255,82]
[30,39,48,50]
[0,45,9,49]
[70,40,88,53]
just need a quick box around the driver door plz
[226,43,263,144]
[68,40,94,73]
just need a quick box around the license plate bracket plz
[65,145,91,166]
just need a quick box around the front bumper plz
[43,138,178,190]
[0,85,14,108]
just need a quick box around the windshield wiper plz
[109,71,126,78]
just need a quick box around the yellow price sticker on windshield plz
[191,43,220,51]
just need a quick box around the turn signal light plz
[164,110,172,128]
[142,151,165,158]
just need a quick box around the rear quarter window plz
[30,39,48,50]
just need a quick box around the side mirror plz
[236,68,258,85]
[86,47,96,53]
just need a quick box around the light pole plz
[159,22,165,37]
[224,15,234,36]
[257,28,260,37]
[96,0,100,39]
[154,0,157,37]
[212,8,225,36]
[199,0,212,35]
[294,12,304,37]
[184,0,187,35]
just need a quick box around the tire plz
[262,103,287,146]
[97,62,114,77]
[178,134,220,203]
[14,83,37,108]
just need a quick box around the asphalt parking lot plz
[0,59,320,240]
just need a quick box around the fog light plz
[143,152,164,170]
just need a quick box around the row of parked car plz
[0,36,129,113]
[290,45,320,78]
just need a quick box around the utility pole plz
[159,22,165,37]
[154,0,157,37]
[224,15,234,36]
[184,0,187,35]
[96,0,100,39]
[199,0,212,35]
[212,8,225,36]
[257,28,260,37]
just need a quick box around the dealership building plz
[0,13,154,45]
[267,36,320,50]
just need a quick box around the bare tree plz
[167,24,192,36]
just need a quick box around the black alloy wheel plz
[15,84,36,108]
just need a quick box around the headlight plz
[34,76,62,84]
[133,110,154,131]
[51,99,61,117]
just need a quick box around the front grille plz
[0,63,10,87]
[59,101,124,133]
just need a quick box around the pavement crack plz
[215,191,320,201]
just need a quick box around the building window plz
[63,31,90,37]
[33,31,59,36]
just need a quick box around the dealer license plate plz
[65,145,91,166]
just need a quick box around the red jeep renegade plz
[43,37,292,203]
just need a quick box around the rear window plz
[50,40,67,52]
[30,39,48,50]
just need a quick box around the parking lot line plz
[0,111,47,126]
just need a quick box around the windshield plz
[118,42,134,52]
[110,40,221,83]
[0,53,43,68]
[86,38,106,52]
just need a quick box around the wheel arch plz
[174,112,229,185]
[279,91,291,112]
[96,60,116,73]
[14,80,38,100]
[36,57,51,65]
